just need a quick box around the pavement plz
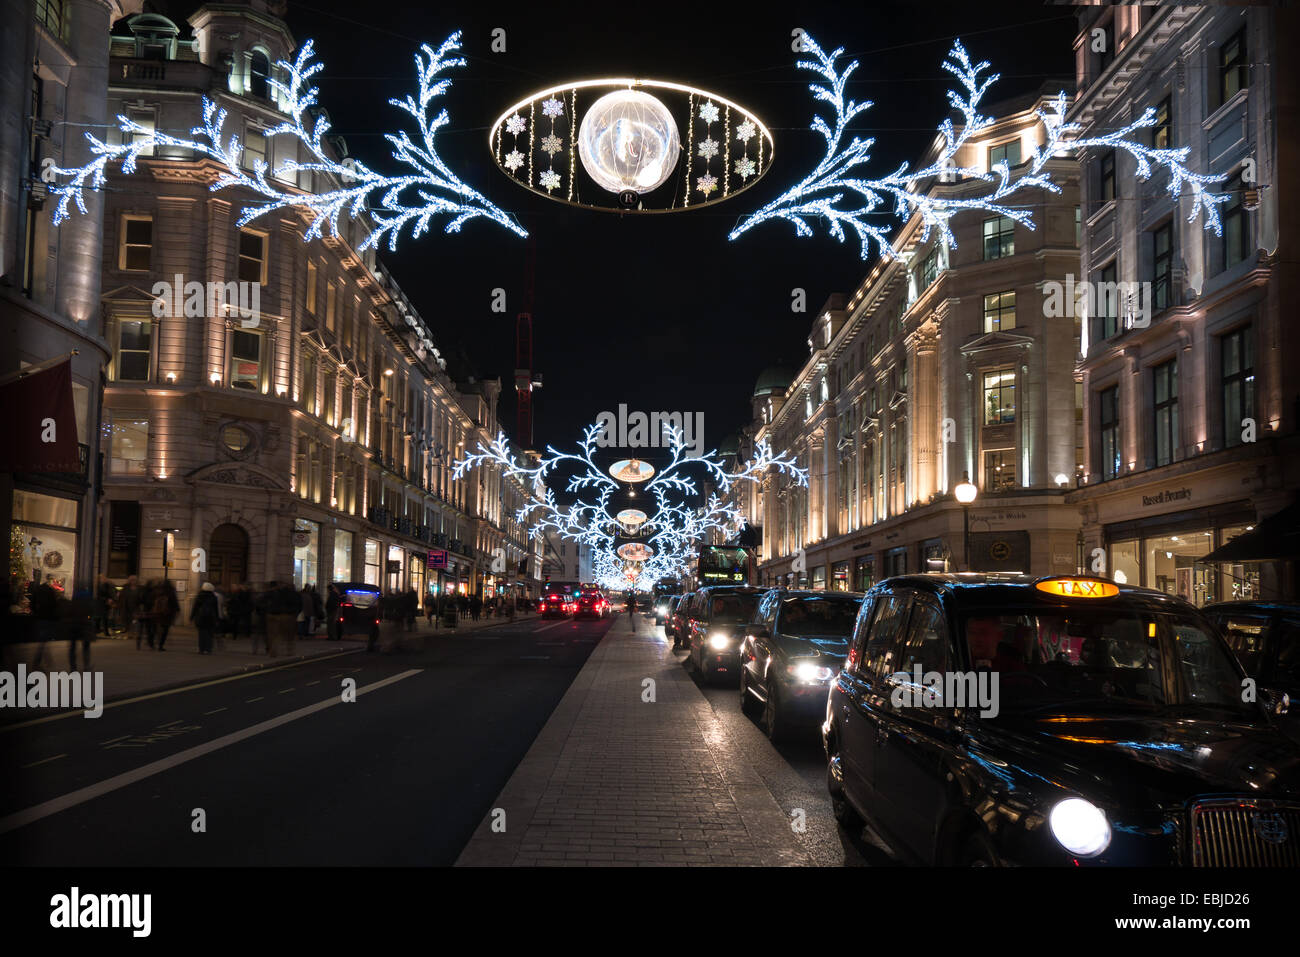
[456,611,820,866]
[0,610,541,711]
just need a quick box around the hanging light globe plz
[578,89,680,194]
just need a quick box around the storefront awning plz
[1200,502,1300,563]
[0,355,80,473]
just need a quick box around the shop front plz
[10,488,81,598]
[293,518,320,589]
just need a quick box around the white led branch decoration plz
[731,35,1231,259]
[51,32,526,249]
[453,424,807,589]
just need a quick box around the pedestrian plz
[151,580,179,650]
[253,582,272,653]
[119,575,144,648]
[68,587,95,670]
[325,583,341,640]
[140,580,159,649]
[425,592,437,629]
[299,585,314,639]
[311,585,324,635]
[404,588,417,631]
[470,593,481,621]
[191,582,220,654]
[230,583,253,645]
[93,574,115,637]
[272,580,300,656]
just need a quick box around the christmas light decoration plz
[453,423,806,590]
[50,32,526,249]
[731,35,1231,260]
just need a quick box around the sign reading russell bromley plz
[1142,487,1192,507]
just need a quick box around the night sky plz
[230,1,1077,458]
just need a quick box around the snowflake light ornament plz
[504,149,525,172]
[541,134,564,156]
[735,120,757,143]
[505,113,527,136]
[539,169,562,192]
[730,34,1231,260]
[696,173,718,196]
[542,97,565,118]
[49,32,526,250]
[734,157,757,180]
[697,137,720,160]
[699,100,721,125]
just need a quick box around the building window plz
[982,215,1015,260]
[249,49,272,100]
[919,246,940,290]
[238,229,267,284]
[982,367,1016,425]
[221,425,253,453]
[110,418,149,474]
[983,449,1016,492]
[342,294,355,349]
[1219,28,1248,106]
[115,318,152,381]
[229,329,263,391]
[988,139,1021,168]
[1092,260,1119,343]
[119,216,152,271]
[333,529,353,580]
[305,261,317,315]
[1152,222,1174,311]
[1099,385,1120,480]
[242,124,266,171]
[128,109,157,157]
[1098,150,1116,204]
[1153,359,1178,467]
[300,348,316,413]
[35,0,70,43]
[325,282,337,333]
[1152,95,1172,149]
[1221,326,1255,449]
[982,290,1016,333]
[323,370,336,426]
[364,539,381,586]
[1221,172,1251,269]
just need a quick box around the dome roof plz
[753,366,795,398]
[717,432,741,457]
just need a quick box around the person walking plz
[253,583,272,653]
[230,583,253,646]
[191,582,220,654]
[298,585,314,639]
[68,587,95,670]
[310,585,324,636]
[272,580,301,656]
[93,575,116,637]
[119,575,144,649]
[469,593,481,622]
[404,588,418,631]
[152,580,179,650]
[325,583,341,640]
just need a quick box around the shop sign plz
[1141,487,1192,507]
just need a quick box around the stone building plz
[92,1,536,606]
[749,93,1085,590]
[1064,4,1299,605]
[2,0,143,600]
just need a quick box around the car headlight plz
[789,661,834,683]
[708,632,732,650]
[1049,797,1111,857]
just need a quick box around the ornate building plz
[1065,4,1298,605]
[92,1,537,603]
[748,93,1085,590]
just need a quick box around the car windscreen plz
[343,590,379,608]
[777,596,859,642]
[963,606,1253,717]
[708,592,758,622]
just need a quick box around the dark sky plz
[272,0,1078,459]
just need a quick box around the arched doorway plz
[209,523,249,591]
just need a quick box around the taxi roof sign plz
[1034,577,1120,598]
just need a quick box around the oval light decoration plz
[618,542,655,562]
[490,79,773,212]
[616,508,649,527]
[609,459,655,483]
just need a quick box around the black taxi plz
[823,573,1300,866]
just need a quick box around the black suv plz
[740,589,863,741]
[824,573,1300,866]
[682,585,764,683]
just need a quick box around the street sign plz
[427,549,448,569]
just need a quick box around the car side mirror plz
[1264,688,1290,716]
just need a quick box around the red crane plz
[515,238,541,449]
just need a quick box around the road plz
[1,615,610,865]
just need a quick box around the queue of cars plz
[540,583,610,619]
[654,575,1300,867]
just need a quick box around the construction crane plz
[515,237,542,449]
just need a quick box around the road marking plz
[0,649,361,732]
[246,697,263,703]
[278,688,294,694]
[203,707,227,715]
[21,754,66,769]
[99,735,130,746]
[534,621,568,633]
[305,681,320,686]
[0,670,423,836]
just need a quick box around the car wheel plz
[826,739,863,831]
[960,830,998,867]
[739,668,761,718]
[762,679,787,743]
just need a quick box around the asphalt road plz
[1,614,612,865]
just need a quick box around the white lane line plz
[0,669,423,836]
[533,621,568,633]
[278,688,294,694]
[203,707,227,716]
[305,681,320,686]
[245,697,263,703]
[21,754,66,769]
[0,650,360,732]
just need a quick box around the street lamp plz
[954,472,978,572]
[156,528,178,581]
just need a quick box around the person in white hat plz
[191,581,220,654]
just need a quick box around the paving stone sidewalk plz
[456,612,815,866]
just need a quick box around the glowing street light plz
[954,472,977,571]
